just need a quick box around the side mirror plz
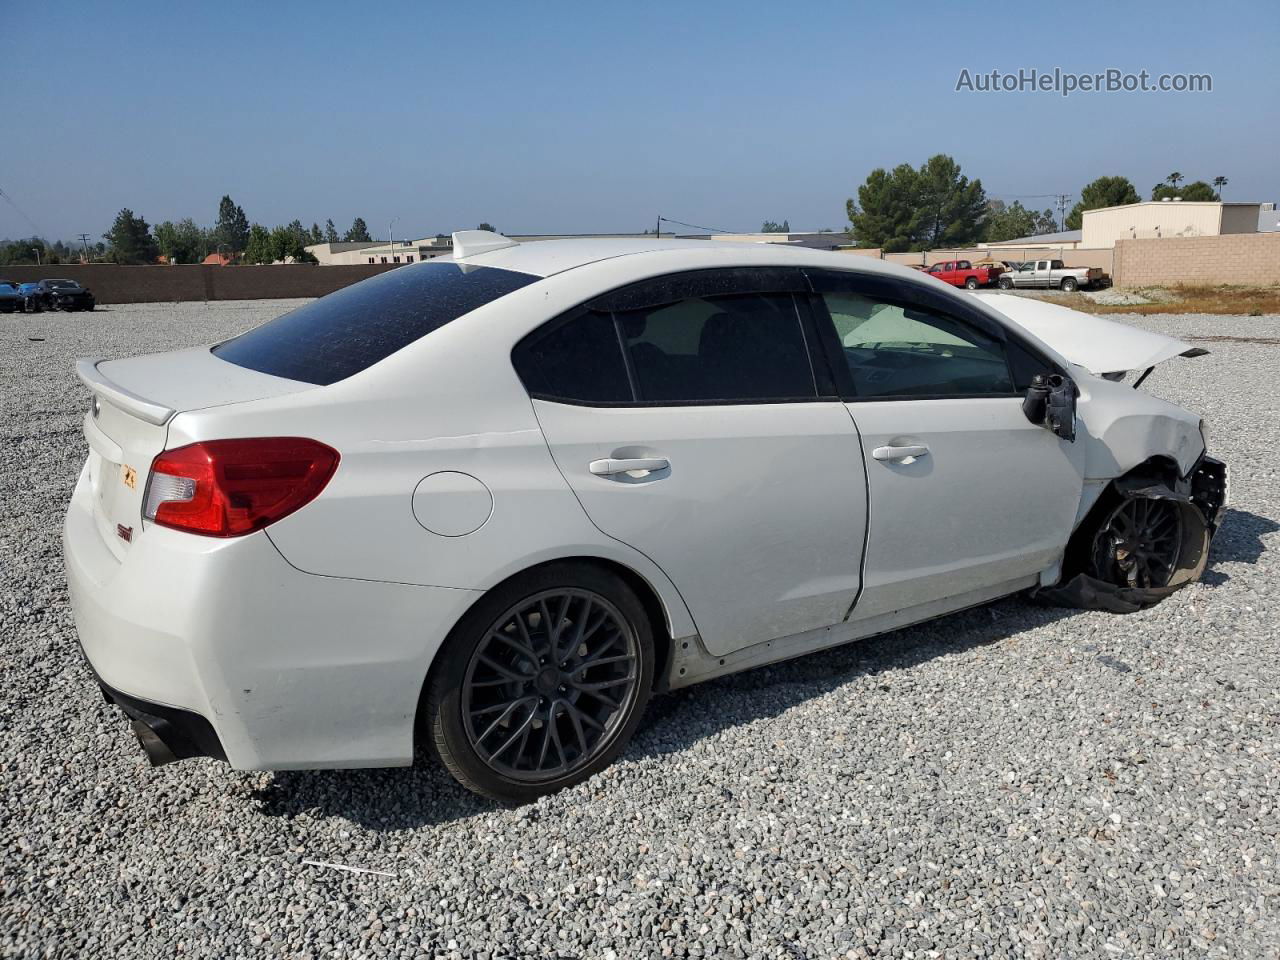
[1022,374,1077,441]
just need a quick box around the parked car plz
[0,280,24,313]
[17,282,46,311]
[41,278,96,311]
[924,259,1004,289]
[65,232,1227,803]
[998,259,1104,292]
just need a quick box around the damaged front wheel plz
[1089,496,1184,589]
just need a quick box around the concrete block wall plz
[1113,234,1280,288]
[1,263,399,304]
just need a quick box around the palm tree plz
[1166,172,1184,189]
[1213,176,1228,200]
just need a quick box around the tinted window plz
[215,262,539,385]
[618,292,815,402]
[820,291,1013,398]
[514,310,631,403]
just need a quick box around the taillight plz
[143,437,339,537]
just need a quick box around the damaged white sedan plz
[64,234,1227,803]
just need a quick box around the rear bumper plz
[63,462,482,770]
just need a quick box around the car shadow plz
[251,511,1274,830]
[1199,507,1278,585]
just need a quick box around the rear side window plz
[515,310,631,403]
[213,262,538,385]
[618,292,814,402]
[514,284,818,405]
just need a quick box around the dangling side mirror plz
[1022,373,1077,442]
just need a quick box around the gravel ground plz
[2,300,1277,959]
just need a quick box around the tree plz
[1212,176,1228,200]
[344,217,372,242]
[154,218,206,263]
[1152,180,1217,202]
[0,237,48,265]
[104,209,159,264]
[243,224,272,264]
[984,201,1038,242]
[323,219,340,243]
[1166,172,1184,189]
[760,220,790,233]
[477,222,497,232]
[309,223,324,245]
[1065,176,1141,230]
[848,155,986,252]
[267,222,319,263]
[914,155,987,249]
[1032,209,1059,234]
[214,195,250,252]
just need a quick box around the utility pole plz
[78,234,92,262]
[389,217,399,262]
[32,248,41,266]
[1055,194,1071,232]
[656,215,660,239]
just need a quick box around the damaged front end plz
[1034,456,1228,614]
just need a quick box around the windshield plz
[213,261,540,385]
[47,279,80,289]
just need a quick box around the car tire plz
[998,277,1013,290]
[422,561,655,805]
[1060,277,1078,292]
[964,277,979,290]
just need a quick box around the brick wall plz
[1113,233,1280,288]
[1,263,399,304]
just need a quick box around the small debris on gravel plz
[2,301,1278,958]
[1085,288,1155,306]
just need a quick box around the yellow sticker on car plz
[121,465,137,490]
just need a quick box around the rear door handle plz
[872,444,929,463]
[589,457,669,477]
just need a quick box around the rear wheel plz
[423,563,654,804]
[1060,276,1078,292]
[964,276,979,290]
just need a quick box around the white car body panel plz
[62,235,1217,773]
[847,396,1085,620]
[972,293,1196,374]
[531,399,868,657]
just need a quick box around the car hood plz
[972,293,1203,375]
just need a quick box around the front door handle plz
[589,457,669,477]
[872,444,929,463]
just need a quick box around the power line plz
[0,184,44,237]
[657,215,734,235]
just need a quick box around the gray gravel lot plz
[2,300,1278,959]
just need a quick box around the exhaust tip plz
[131,719,178,767]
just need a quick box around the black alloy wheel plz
[1089,496,1184,589]
[424,563,654,804]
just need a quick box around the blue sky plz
[3,0,1277,241]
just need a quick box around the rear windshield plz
[213,262,539,385]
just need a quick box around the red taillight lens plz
[144,437,339,537]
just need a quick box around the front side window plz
[513,270,818,405]
[820,291,1013,398]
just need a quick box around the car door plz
[805,269,1085,622]
[513,267,869,658]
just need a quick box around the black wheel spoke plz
[462,587,641,783]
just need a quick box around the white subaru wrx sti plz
[65,232,1227,802]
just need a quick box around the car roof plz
[457,235,924,285]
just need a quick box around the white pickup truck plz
[997,258,1105,292]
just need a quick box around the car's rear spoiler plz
[75,358,175,425]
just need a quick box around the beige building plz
[1082,200,1262,248]
[305,237,454,265]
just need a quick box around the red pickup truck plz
[924,259,1003,289]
